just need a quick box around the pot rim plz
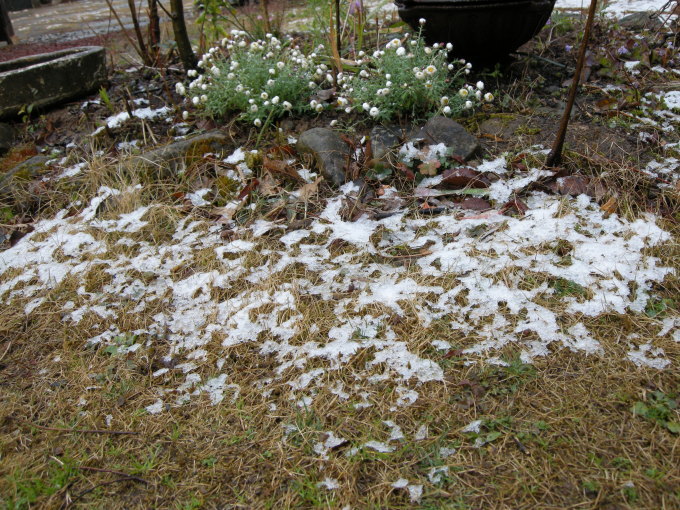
[395,0,555,7]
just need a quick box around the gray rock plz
[296,128,350,187]
[0,155,50,193]
[0,46,107,119]
[411,116,479,160]
[134,130,230,177]
[369,125,401,162]
[0,122,15,155]
[620,12,662,31]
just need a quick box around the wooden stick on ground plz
[545,0,599,167]
[27,422,138,436]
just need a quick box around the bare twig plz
[26,422,138,436]
[378,250,433,260]
[65,477,146,508]
[77,466,149,484]
[127,0,151,65]
[103,0,145,60]
[0,342,11,362]
[545,0,598,167]
[0,223,32,228]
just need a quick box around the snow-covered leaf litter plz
[1,150,678,415]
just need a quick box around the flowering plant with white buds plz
[346,29,486,121]
[179,31,316,127]
[176,23,492,128]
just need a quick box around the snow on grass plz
[91,106,173,136]
[0,163,677,416]
[391,478,423,503]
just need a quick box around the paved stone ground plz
[6,0,195,44]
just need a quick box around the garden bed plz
[0,3,678,509]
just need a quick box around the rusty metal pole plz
[545,0,598,167]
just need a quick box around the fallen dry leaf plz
[600,196,618,216]
[501,198,529,216]
[551,175,590,196]
[263,157,303,182]
[439,167,490,188]
[258,172,281,196]
[458,197,491,211]
[297,177,322,203]
[396,162,415,181]
[238,179,260,200]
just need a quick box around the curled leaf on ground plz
[439,167,490,188]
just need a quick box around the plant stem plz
[335,0,341,60]
[127,0,151,65]
[255,108,277,149]
[545,0,598,167]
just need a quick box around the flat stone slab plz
[411,116,480,161]
[0,154,50,194]
[134,131,230,178]
[0,46,107,119]
[297,128,350,187]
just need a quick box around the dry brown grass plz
[1,154,678,508]
[1,306,678,509]
[2,15,680,510]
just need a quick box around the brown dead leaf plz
[458,197,491,211]
[269,145,297,158]
[396,162,415,181]
[238,179,260,201]
[297,177,322,203]
[480,133,506,142]
[551,175,590,196]
[364,137,373,164]
[263,157,303,182]
[439,167,490,188]
[600,196,618,216]
[443,349,463,359]
[258,172,281,196]
[451,154,466,165]
[501,198,528,216]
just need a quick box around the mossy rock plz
[0,155,50,193]
[135,131,231,179]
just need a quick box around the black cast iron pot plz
[395,0,557,63]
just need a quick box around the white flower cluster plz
[457,81,494,108]
[173,30,320,126]
[175,28,493,126]
[333,30,489,120]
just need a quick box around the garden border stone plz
[0,46,107,119]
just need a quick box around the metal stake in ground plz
[545,0,598,168]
